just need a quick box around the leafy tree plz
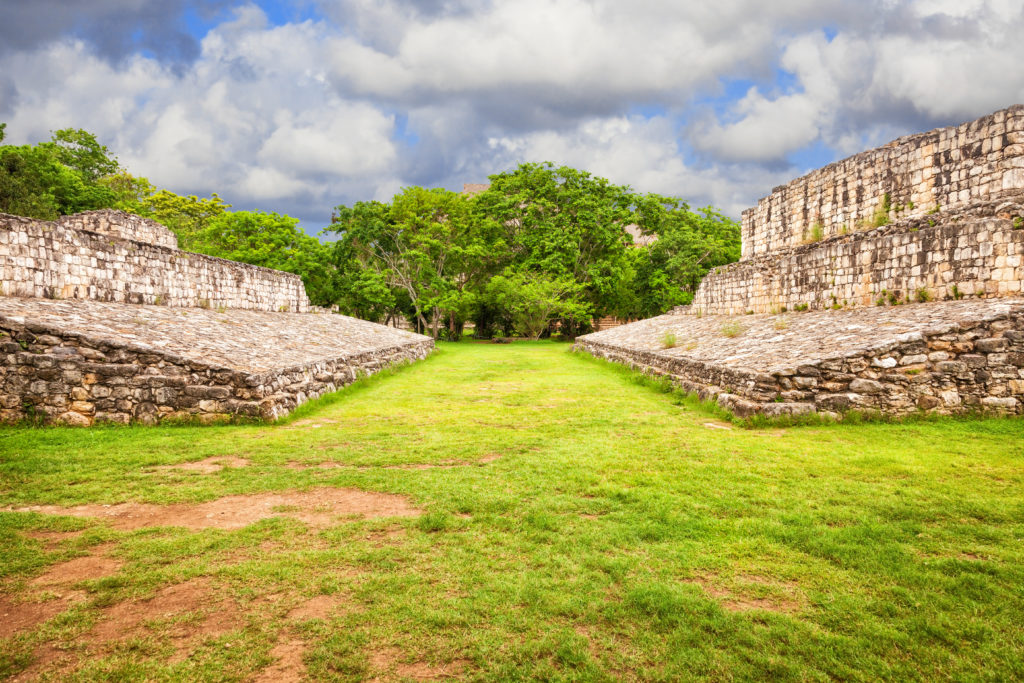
[44,128,120,183]
[0,126,120,219]
[193,210,337,306]
[485,271,590,339]
[474,163,636,335]
[330,188,486,338]
[630,195,740,317]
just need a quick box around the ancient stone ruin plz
[0,210,433,425]
[577,105,1024,417]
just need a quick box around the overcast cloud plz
[1,0,1022,232]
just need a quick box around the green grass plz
[2,341,1023,681]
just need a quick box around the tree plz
[193,210,337,306]
[330,188,487,338]
[485,271,590,339]
[0,126,121,219]
[474,163,637,335]
[630,195,740,317]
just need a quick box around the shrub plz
[794,303,809,312]
[661,332,677,349]
[916,288,930,303]
[721,321,743,338]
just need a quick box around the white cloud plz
[1,0,1022,230]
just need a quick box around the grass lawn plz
[1,341,1023,681]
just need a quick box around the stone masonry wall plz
[0,314,433,425]
[0,213,310,312]
[57,210,179,250]
[692,208,1024,315]
[576,303,1024,418]
[742,105,1024,258]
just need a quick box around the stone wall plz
[576,302,1024,418]
[741,105,1024,259]
[0,212,310,312]
[57,210,178,250]
[0,312,433,425]
[692,207,1024,316]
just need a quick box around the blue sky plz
[1,0,1022,235]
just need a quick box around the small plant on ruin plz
[888,291,901,306]
[916,288,930,303]
[661,332,677,349]
[927,204,940,215]
[951,284,963,300]
[872,193,892,227]
[216,304,228,314]
[794,303,809,312]
[683,340,698,351]
[773,316,789,330]
[907,200,915,210]
[721,322,743,338]
[198,299,211,309]
[694,309,703,318]
[803,221,825,243]
[1014,216,1023,229]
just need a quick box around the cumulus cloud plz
[1,0,1022,229]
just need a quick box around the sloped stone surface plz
[0,298,433,425]
[575,299,1024,417]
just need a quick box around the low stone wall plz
[0,310,433,425]
[693,207,1024,315]
[0,213,309,312]
[57,210,178,250]
[741,105,1024,258]
[574,300,1024,418]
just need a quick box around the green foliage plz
[330,187,486,337]
[485,272,589,339]
[191,211,336,306]
[661,331,677,349]
[803,221,824,243]
[794,303,810,312]
[916,288,931,303]
[720,321,743,338]
[629,195,741,318]
[0,126,123,219]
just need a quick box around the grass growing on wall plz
[1,341,1023,681]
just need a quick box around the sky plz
[1,0,1023,236]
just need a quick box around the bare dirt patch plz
[7,488,422,531]
[703,422,734,431]
[0,594,69,638]
[151,456,250,474]
[253,637,307,682]
[369,647,468,681]
[290,453,502,472]
[89,576,243,661]
[287,594,346,621]
[686,574,801,613]
[29,548,121,588]
[24,530,84,547]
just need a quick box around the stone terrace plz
[0,298,433,425]
[576,298,1024,417]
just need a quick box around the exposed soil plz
[289,453,502,471]
[0,594,69,638]
[151,456,251,474]
[253,637,307,682]
[29,548,121,588]
[686,574,801,613]
[7,488,422,531]
[703,422,734,431]
[369,647,469,681]
[89,576,242,660]
[24,530,84,547]
[287,594,345,621]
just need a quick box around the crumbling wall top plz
[741,104,1024,259]
[56,209,179,250]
